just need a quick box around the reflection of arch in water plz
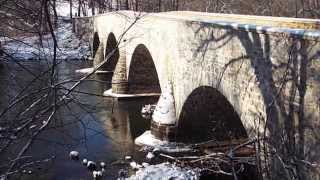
[128,44,161,94]
[177,86,248,143]
[127,98,158,140]
[102,100,153,153]
[103,102,133,154]
[92,32,100,58]
[102,32,119,71]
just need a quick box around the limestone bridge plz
[73,11,320,179]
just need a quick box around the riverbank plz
[1,18,90,60]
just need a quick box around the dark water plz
[0,60,157,179]
[0,60,259,180]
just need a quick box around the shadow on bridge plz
[177,86,248,143]
[104,33,120,71]
[128,44,161,94]
[92,32,120,72]
[93,32,100,59]
[187,20,320,180]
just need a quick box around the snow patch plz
[135,131,193,153]
[152,81,177,125]
[56,0,95,17]
[2,19,90,60]
[146,152,155,160]
[56,1,73,17]
[130,161,142,170]
[75,67,113,74]
[127,162,200,180]
[75,67,94,74]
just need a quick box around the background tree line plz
[0,0,318,53]
[73,0,320,18]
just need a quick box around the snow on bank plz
[127,162,200,180]
[135,131,193,153]
[56,1,74,17]
[2,19,90,60]
[56,0,95,17]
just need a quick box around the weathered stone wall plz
[175,20,320,179]
[74,11,320,180]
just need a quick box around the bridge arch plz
[128,44,161,94]
[177,86,248,143]
[103,32,119,71]
[92,32,100,58]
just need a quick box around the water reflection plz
[0,60,258,180]
[102,99,155,157]
[0,60,155,179]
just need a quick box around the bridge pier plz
[150,82,177,141]
[111,47,128,94]
[103,44,161,99]
[136,82,179,146]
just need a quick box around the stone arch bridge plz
[73,11,320,179]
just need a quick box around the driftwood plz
[157,138,257,177]
[193,138,256,157]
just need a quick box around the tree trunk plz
[70,0,73,19]
[78,0,81,16]
[52,0,58,27]
[92,0,95,15]
[116,0,120,10]
[125,0,129,10]
[135,0,139,11]
[300,0,305,17]
[98,0,104,13]
[176,0,179,10]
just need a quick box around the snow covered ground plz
[2,19,90,60]
[127,162,200,180]
[56,1,74,17]
[56,0,95,17]
[1,0,91,61]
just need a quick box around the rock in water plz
[130,161,141,170]
[118,169,127,179]
[141,104,156,114]
[100,161,106,168]
[125,155,132,161]
[146,152,155,160]
[93,170,103,179]
[87,161,97,171]
[82,158,88,165]
[69,151,79,160]
[152,148,161,156]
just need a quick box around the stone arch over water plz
[103,32,119,71]
[128,44,161,94]
[177,86,248,143]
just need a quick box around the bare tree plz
[70,0,73,18]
